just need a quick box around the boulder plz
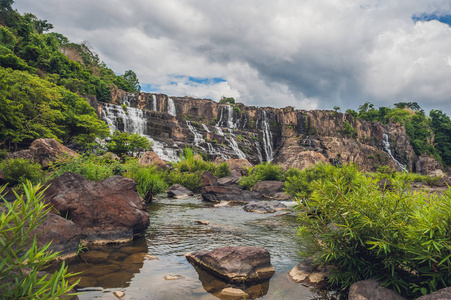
[34,213,83,259]
[288,258,329,285]
[200,171,217,187]
[429,169,445,178]
[348,280,406,300]
[185,246,275,284]
[251,181,291,200]
[415,154,443,176]
[8,138,78,168]
[227,158,251,177]
[201,186,262,203]
[139,151,168,169]
[417,287,451,300]
[217,176,240,186]
[243,201,288,214]
[167,184,194,199]
[43,172,149,244]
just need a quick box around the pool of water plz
[67,196,319,299]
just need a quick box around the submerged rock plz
[185,246,275,284]
[348,279,406,300]
[43,172,149,244]
[167,184,194,199]
[201,186,262,203]
[243,201,288,214]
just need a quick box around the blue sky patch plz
[187,76,226,85]
[141,83,161,92]
[412,13,451,26]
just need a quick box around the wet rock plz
[201,171,217,187]
[220,287,249,298]
[185,246,275,284]
[195,220,210,225]
[139,151,168,169]
[217,176,240,186]
[80,250,110,264]
[164,274,184,280]
[167,184,194,199]
[8,138,78,168]
[348,279,406,300]
[43,172,149,244]
[417,287,451,300]
[288,258,329,285]
[201,186,262,203]
[250,181,291,199]
[243,201,288,214]
[33,213,82,259]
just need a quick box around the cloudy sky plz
[14,0,451,115]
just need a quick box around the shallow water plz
[68,196,320,299]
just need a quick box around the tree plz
[219,97,235,104]
[106,131,151,157]
[122,70,140,93]
[333,106,340,112]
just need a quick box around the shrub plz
[296,172,451,298]
[239,162,285,190]
[0,182,79,299]
[0,158,43,186]
[214,162,230,178]
[166,170,202,192]
[124,165,168,197]
[173,147,216,173]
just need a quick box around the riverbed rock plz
[185,246,275,284]
[200,171,217,187]
[34,213,83,259]
[167,184,194,199]
[417,287,451,300]
[217,176,240,186]
[348,279,406,300]
[288,258,329,285]
[243,201,288,214]
[201,186,262,203]
[8,138,78,168]
[250,181,291,200]
[43,172,149,244]
[139,151,168,169]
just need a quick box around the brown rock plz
[200,171,217,187]
[185,246,275,284]
[251,181,290,199]
[201,185,262,203]
[167,184,194,199]
[288,258,329,285]
[415,154,443,175]
[227,158,251,177]
[33,213,82,259]
[217,176,240,186]
[139,151,168,169]
[43,172,149,244]
[29,138,78,168]
[348,280,406,300]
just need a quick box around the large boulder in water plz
[43,172,149,244]
[8,138,78,168]
[201,186,262,203]
[185,246,275,284]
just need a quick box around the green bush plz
[173,147,216,173]
[214,162,230,178]
[0,182,79,299]
[239,162,285,190]
[0,158,43,186]
[296,171,451,298]
[166,170,202,192]
[124,165,168,197]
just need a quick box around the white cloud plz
[13,0,451,114]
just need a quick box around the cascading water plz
[225,130,246,159]
[216,105,235,128]
[152,95,157,111]
[215,126,224,136]
[254,140,263,163]
[186,121,205,146]
[167,97,176,116]
[382,133,407,172]
[261,110,274,162]
[101,103,179,162]
[202,124,210,132]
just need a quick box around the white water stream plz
[382,133,407,172]
[261,110,274,162]
[167,97,176,117]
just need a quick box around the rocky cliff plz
[91,91,422,172]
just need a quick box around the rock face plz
[167,184,194,199]
[243,201,288,214]
[185,246,275,284]
[43,172,149,244]
[250,181,291,200]
[94,93,427,173]
[348,280,406,300]
[201,186,262,203]
[415,154,443,175]
[139,151,168,168]
[8,138,78,168]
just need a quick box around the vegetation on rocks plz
[239,162,285,190]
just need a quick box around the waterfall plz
[216,105,235,128]
[254,140,263,163]
[382,133,407,172]
[101,103,179,162]
[186,121,205,146]
[261,110,274,162]
[167,97,176,116]
[215,126,225,136]
[152,95,157,111]
[225,136,246,159]
[202,124,210,132]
